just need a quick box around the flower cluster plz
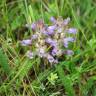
[21,16,77,64]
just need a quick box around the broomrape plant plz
[21,16,77,64]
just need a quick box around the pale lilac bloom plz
[20,39,32,46]
[26,51,33,59]
[50,40,57,47]
[45,38,57,47]
[54,59,58,64]
[47,25,56,31]
[63,37,75,48]
[63,17,70,26]
[31,34,38,40]
[57,28,62,33]
[50,17,56,23]
[66,50,74,56]
[67,28,77,34]
[45,38,52,43]
[64,37,75,42]
[47,25,56,35]
[47,54,55,63]
[46,31,54,36]
[42,30,48,35]
[38,48,46,58]
[42,30,54,36]
[51,47,58,56]
[31,23,36,30]
[63,41,68,48]
[26,23,36,30]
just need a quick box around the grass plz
[0,0,96,96]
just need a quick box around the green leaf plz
[0,48,11,75]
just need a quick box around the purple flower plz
[23,17,77,64]
[37,47,46,58]
[51,47,58,56]
[31,34,38,40]
[45,38,57,47]
[54,59,58,64]
[42,30,54,36]
[65,37,75,42]
[57,28,62,33]
[20,39,32,46]
[31,23,36,30]
[47,54,55,63]
[48,25,56,31]
[26,51,34,59]
[66,50,74,56]
[47,54,58,63]
[46,25,56,35]
[26,23,36,31]
[67,28,77,34]
[50,17,56,23]
[63,17,70,26]
[63,37,75,48]
[42,31,48,36]
[45,38,52,43]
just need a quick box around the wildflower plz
[45,38,57,47]
[63,17,70,26]
[50,17,56,23]
[26,51,34,59]
[47,54,55,63]
[26,23,36,31]
[37,47,46,58]
[51,47,58,56]
[20,39,32,46]
[31,23,36,30]
[21,16,77,64]
[31,34,38,40]
[57,28,62,33]
[46,25,56,35]
[67,28,77,34]
[54,59,58,64]
[63,37,75,48]
[66,50,74,56]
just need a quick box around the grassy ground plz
[0,0,96,96]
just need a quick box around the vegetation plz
[0,0,96,96]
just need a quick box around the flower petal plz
[67,28,77,34]
[20,39,32,46]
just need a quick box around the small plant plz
[20,16,77,64]
[47,72,58,85]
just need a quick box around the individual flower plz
[31,34,38,40]
[47,54,55,63]
[63,17,70,26]
[31,23,36,30]
[45,38,57,47]
[57,28,62,33]
[63,37,75,48]
[26,23,36,31]
[67,28,77,34]
[20,39,32,46]
[26,51,34,59]
[50,17,56,23]
[51,47,58,56]
[66,50,74,56]
[37,47,46,58]
[46,25,56,35]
